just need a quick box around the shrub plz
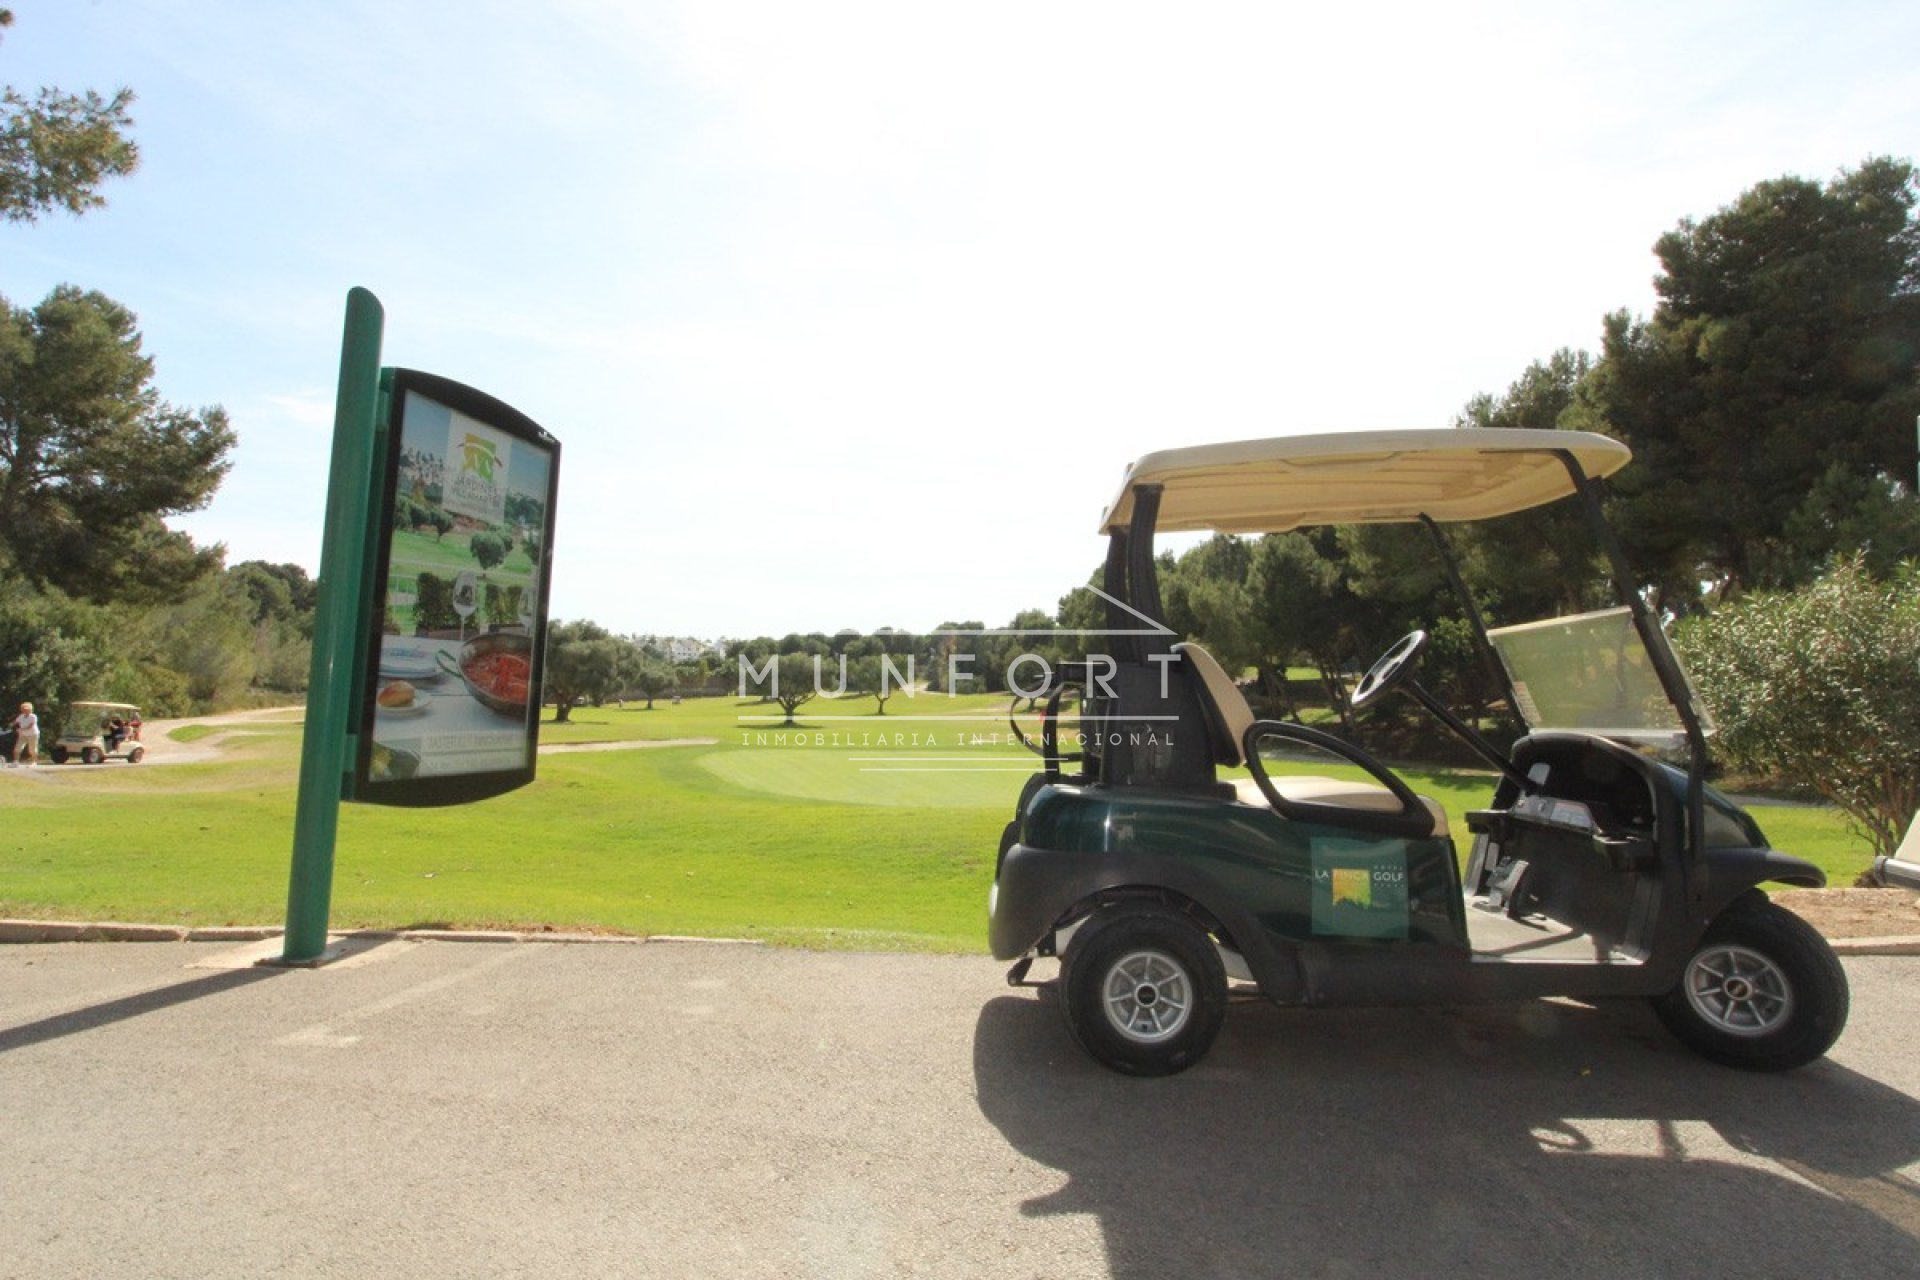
[1676,558,1920,879]
[413,573,458,634]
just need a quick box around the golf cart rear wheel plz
[49,746,68,764]
[1059,904,1226,1076]
[1652,895,1848,1071]
[82,746,104,765]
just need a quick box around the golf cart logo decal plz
[443,412,512,524]
[1311,841,1409,939]
[1329,867,1372,909]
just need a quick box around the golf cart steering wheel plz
[1350,629,1429,711]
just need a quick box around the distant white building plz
[665,637,723,664]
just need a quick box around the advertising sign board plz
[350,368,560,806]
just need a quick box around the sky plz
[3,0,1916,639]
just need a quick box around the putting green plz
[699,729,1039,808]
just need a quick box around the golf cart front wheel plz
[1060,905,1226,1076]
[127,746,144,764]
[1652,895,1849,1071]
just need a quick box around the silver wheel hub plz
[1683,943,1793,1038]
[1101,949,1193,1043]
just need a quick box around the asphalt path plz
[2,941,1916,1279]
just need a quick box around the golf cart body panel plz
[994,427,1848,1074]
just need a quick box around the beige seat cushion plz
[1231,775,1449,839]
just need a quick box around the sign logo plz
[443,411,512,524]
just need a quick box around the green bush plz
[413,573,457,634]
[1676,558,1920,879]
[484,584,524,629]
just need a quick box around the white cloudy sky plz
[3,0,1915,637]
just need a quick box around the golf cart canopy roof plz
[69,702,140,714]
[1098,428,1633,535]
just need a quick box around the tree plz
[542,619,622,722]
[739,650,823,725]
[0,286,234,602]
[1160,537,1256,673]
[1590,158,1920,605]
[228,560,315,692]
[468,529,509,574]
[629,658,673,710]
[1676,558,1920,882]
[0,579,113,733]
[1455,350,1614,618]
[1244,531,1369,735]
[0,11,140,223]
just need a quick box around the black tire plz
[1652,894,1849,1071]
[82,746,104,765]
[126,746,144,764]
[49,746,69,764]
[1059,904,1227,1076]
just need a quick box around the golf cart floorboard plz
[1464,899,1642,966]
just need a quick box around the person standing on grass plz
[11,701,39,766]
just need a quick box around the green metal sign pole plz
[281,287,386,964]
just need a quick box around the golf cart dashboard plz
[1503,736,1659,836]
[1466,735,1665,899]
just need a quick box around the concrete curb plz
[1827,935,1920,956]
[0,919,761,948]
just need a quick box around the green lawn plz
[389,527,538,582]
[0,692,1875,950]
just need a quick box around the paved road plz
[3,940,1916,1279]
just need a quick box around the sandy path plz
[135,707,714,765]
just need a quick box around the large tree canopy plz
[0,9,139,222]
[1592,157,1920,603]
[0,286,235,602]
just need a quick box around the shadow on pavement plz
[0,967,285,1056]
[975,991,1920,1279]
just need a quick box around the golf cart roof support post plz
[1125,483,1171,660]
[1555,449,1712,905]
[1418,514,1522,723]
[1103,529,1139,664]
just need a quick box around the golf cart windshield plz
[64,702,139,736]
[1487,608,1712,746]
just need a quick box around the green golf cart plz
[989,428,1847,1075]
[49,701,146,765]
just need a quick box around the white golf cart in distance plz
[48,701,145,765]
[990,428,1849,1076]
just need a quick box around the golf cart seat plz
[1176,642,1449,839]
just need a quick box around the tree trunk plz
[1318,665,1358,739]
